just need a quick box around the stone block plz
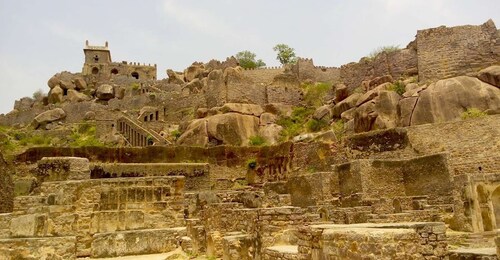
[0,236,77,259]
[10,214,47,237]
[37,157,90,181]
[91,227,186,258]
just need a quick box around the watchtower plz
[82,40,112,76]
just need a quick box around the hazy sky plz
[0,0,499,114]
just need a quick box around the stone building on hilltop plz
[82,40,157,82]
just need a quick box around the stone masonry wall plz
[417,19,500,83]
[0,152,13,213]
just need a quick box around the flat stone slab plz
[449,247,497,256]
[91,227,187,258]
[0,236,77,259]
[265,245,298,254]
[38,157,90,181]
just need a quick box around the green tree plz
[273,44,297,65]
[235,50,266,69]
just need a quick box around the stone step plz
[0,236,77,259]
[262,245,300,260]
[91,227,187,258]
[449,247,497,260]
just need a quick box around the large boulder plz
[167,69,185,85]
[48,86,64,104]
[96,84,115,101]
[184,64,205,82]
[74,77,87,91]
[372,90,401,129]
[258,124,283,145]
[206,113,259,146]
[477,65,500,88]
[409,76,500,125]
[177,113,260,147]
[332,93,362,118]
[67,89,90,103]
[32,108,66,129]
[335,83,349,103]
[313,105,332,121]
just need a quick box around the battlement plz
[84,40,109,51]
[243,66,283,70]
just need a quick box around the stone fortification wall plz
[242,67,285,85]
[292,58,340,83]
[345,115,500,177]
[416,19,500,83]
[339,46,418,91]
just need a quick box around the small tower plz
[82,40,112,76]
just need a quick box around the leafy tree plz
[273,44,297,65]
[235,51,266,69]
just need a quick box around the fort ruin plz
[0,20,499,259]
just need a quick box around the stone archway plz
[492,185,500,228]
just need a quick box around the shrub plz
[368,45,400,59]
[461,108,487,120]
[276,106,315,140]
[131,82,140,90]
[171,130,181,140]
[246,158,257,169]
[306,119,328,132]
[32,89,46,101]
[69,123,103,147]
[387,81,405,95]
[303,82,331,107]
[248,135,266,146]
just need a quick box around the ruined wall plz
[417,19,500,83]
[339,46,418,91]
[242,67,284,85]
[292,58,340,83]
[0,152,13,213]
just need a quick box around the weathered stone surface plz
[335,83,349,103]
[0,152,13,213]
[313,105,332,121]
[368,75,393,90]
[9,214,47,237]
[32,108,66,129]
[83,111,96,121]
[167,69,185,84]
[37,157,90,181]
[353,101,377,133]
[258,124,283,145]
[260,112,277,125]
[373,90,401,130]
[48,85,64,104]
[183,78,204,94]
[0,236,77,259]
[13,97,35,111]
[333,93,361,118]
[196,108,209,119]
[356,82,391,107]
[411,76,500,125]
[177,119,208,146]
[67,89,90,103]
[398,96,418,127]
[184,64,204,82]
[73,77,87,91]
[264,103,293,117]
[91,227,186,257]
[96,84,115,101]
[477,65,500,88]
[207,113,259,146]
[221,103,264,117]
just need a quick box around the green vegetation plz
[387,80,406,95]
[276,106,315,141]
[461,108,487,120]
[171,130,181,141]
[131,82,140,90]
[248,135,266,146]
[235,50,266,69]
[368,45,400,59]
[69,123,103,147]
[246,158,257,169]
[306,119,328,132]
[273,44,297,65]
[302,82,332,107]
[331,120,345,139]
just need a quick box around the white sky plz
[0,0,499,114]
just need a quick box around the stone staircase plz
[116,115,169,146]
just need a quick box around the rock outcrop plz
[31,108,66,129]
[0,152,13,213]
[477,65,500,88]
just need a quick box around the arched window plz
[131,72,139,79]
[92,67,99,75]
[111,68,118,75]
[94,55,99,62]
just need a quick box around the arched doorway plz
[92,67,99,75]
[131,72,139,79]
[492,186,500,228]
